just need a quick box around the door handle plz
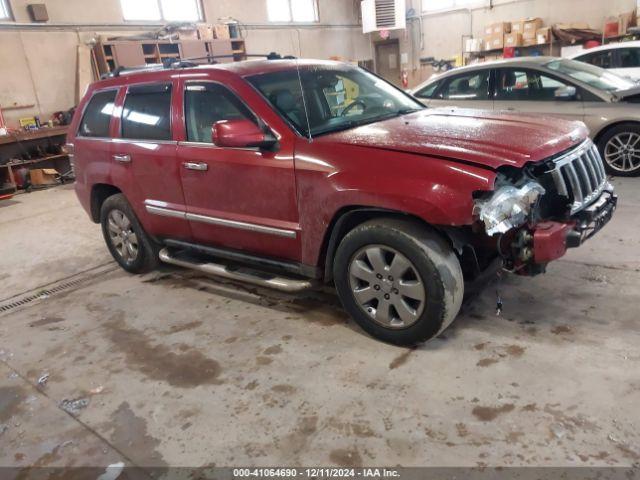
[113,154,131,163]
[183,162,208,171]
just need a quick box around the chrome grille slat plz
[545,140,608,214]
[565,164,584,204]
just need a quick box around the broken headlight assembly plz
[474,181,545,236]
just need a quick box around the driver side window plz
[184,82,256,143]
[439,71,490,100]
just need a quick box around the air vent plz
[375,0,396,28]
[361,0,406,33]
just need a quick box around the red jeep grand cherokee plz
[70,58,616,345]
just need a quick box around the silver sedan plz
[410,57,640,176]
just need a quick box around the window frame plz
[266,0,319,24]
[76,88,119,139]
[181,80,264,149]
[119,0,204,23]
[0,0,14,20]
[494,67,580,102]
[120,82,174,142]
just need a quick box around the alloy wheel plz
[107,209,139,263]
[604,132,640,173]
[348,245,426,329]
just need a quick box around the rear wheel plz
[333,218,464,346]
[100,194,160,273]
[597,123,640,176]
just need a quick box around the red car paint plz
[69,60,606,276]
[532,221,575,264]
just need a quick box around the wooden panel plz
[179,41,208,60]
[209,40,233,63]
[112,43,145,68]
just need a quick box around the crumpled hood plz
[317,108,588,170]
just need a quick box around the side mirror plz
[211,119,277,149]
[554,85,577,100]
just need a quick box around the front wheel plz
[333,219,464,346]
[598,124,640,176]
[100,193,160,274]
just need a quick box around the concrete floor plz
[0,180,639,473]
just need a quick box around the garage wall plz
[0,0,370,127]
[394,0,637,86]
[421,0,637,59]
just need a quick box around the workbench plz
[0,126,70,197]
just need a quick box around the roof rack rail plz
[164,52,297,67]
[100,63,164,79]
[100,52,297,79]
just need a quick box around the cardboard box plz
[504,32,523,47]
[604,17,620,38]
[511,20,525,34]
[30,168,58,186]
[483,24,494,36]
[523,37,538,47]
[197,23,214,40]
[570,22,590,29]
[465,38,484,53]
[492,22,511,35]
[213,24,230,39]
[536,27,551,44]
[485,34,504,50]
[619,10,637,35]
[523,18,544,39]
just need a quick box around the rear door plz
[175,77,300,261]
[428,69,493,111]
[493,67,585,122]
[112,81,191,240]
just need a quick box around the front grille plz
[547,140,607,214]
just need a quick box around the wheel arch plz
[90,183,122,223]
[593,120,640,146]
[319,206,462,283]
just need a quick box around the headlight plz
[475,181,545,236]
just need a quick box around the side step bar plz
[158,248,315,293]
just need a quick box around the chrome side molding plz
[144,200,297,239]
[158,248,314,292]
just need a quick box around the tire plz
[597,123,640,177]
[333,218,464,346]
[100,193,160,274]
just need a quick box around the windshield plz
[546,59,635,92]
[247,64,423,137]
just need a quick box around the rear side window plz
[184,82,256,143]
[121,83,172,141]
[78,90,117,137]
[577,51,614,69]
[619,48,640,68]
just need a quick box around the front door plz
[176,79,300,261]
[375,40,401,87]
[492,68,585,122]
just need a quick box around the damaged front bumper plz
[532,187,617,264]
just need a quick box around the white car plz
[567,41,640,81]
